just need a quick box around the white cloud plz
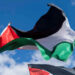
[0,52,30,75]
[0,64,30,75]
[0,53,15,67]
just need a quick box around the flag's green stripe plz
[52,42,73,61]
[0,38,73,61]
[0,38,52,60]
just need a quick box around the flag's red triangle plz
[29,67,50,75]
[0,25,19,47]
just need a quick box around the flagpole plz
[8,22,12,26]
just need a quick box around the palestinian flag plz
[28,64,75,75]
[0,4,75,61]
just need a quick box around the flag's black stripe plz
[11,4,65,40]
[28,64,75,75]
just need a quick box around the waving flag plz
[0,4,75,61]
[28,64,75,75]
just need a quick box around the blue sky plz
[0,0,75,75]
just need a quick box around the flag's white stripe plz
[36,17,75,51]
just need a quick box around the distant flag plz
[29,67,51,75]
[0,4,75,61]
[28,64,75,75]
